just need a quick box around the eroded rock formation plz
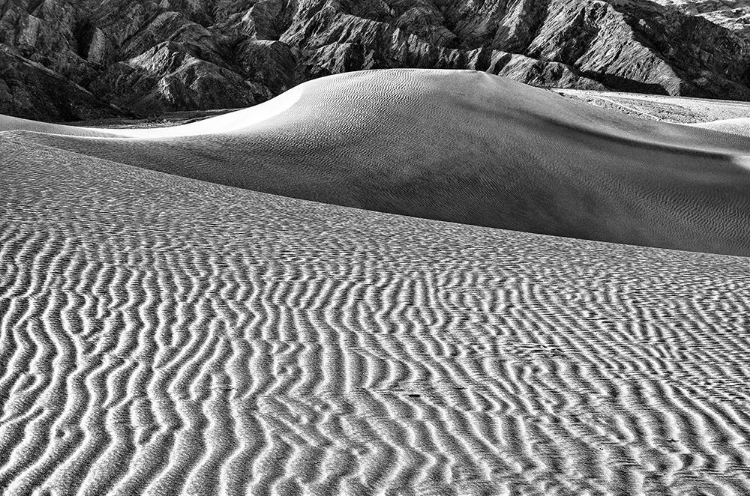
[1,0,749,121]
[651,0,750,36]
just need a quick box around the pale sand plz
[555,88,750,124]
[691,118,750,138]
[0,86,302,139]
[2,69,750,255]
[554,89,750,140]
[1,134,750,495]
[2,69,750,495]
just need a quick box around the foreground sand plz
[3,70,750,256]
[2,70,750,495]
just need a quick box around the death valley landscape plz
[2,1,750,495]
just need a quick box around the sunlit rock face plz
[1,0,750,121]
[650,0,750,36]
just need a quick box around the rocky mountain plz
[1,0,749,121]
[651,0,750,36]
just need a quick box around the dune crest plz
[78,87,305,139]
[2,69,750,256]
[691,118,750,138]
[0,86,304,140]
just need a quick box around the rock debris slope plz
[2,110,750,494]
[2,0,750,120]
[4,70,750,256]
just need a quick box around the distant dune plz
[2,129,750,494]
[3,69,750,256]
[692,118,750,138]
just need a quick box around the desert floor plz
[2,70,750,495]
[555,89,750,123]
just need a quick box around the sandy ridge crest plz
[3,69,750,256]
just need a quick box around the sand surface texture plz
[555,89,750,124]
[3,69,750,256]
[2,70,750,495]
[692,118,750,138]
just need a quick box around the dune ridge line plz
[3,69,750,256]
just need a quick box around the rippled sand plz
[2,70,750,495]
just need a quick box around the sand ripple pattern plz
[2,139,750,495]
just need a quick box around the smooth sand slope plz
[692,119,750,138]
[2,135,750,495]
[3,69,750,256]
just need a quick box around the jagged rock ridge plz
[1,0,749,121]
[651,0,750,36]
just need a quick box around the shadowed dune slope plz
[2,136,750,495]
[3,69,750,255]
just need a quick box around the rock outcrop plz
[0,45,119,121]
[651,0,750,37]
[1,0,749,121]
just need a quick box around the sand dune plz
[0,84,301,139]
[2,132,750,495]
[692,118,750,138]
[0,114,122,138]
[0,86,302,139]
[2,69,750,255]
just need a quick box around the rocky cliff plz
[1,0,749,121]
[651,0,750,36]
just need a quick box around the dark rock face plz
[0,45,119,121]
[1,0,749,121]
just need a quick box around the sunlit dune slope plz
[0,114,121,138]
[2,136,750,495]
[692,118,750,138]
[3,69,750,255]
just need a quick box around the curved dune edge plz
[691,118,750,138]
[77,86,305,139]
[2,138,750,495]
[0,86,304,139]
[2,69,749,151]
[2,69,750,256]
[0,114,123,138]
